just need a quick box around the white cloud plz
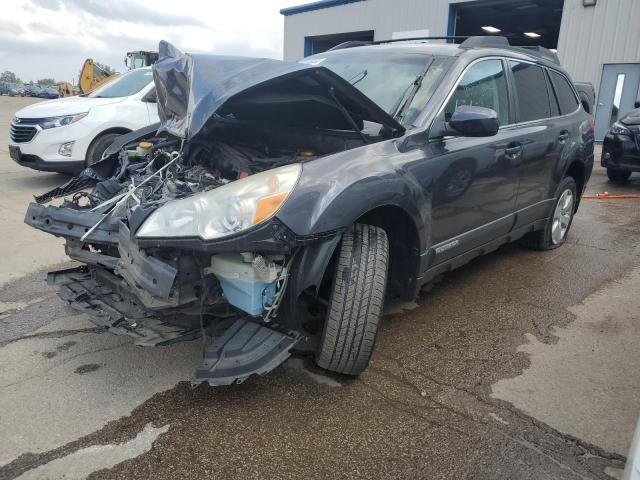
[0,0,303,83]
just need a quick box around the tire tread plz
[316,224,388,375]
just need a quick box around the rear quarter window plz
[549,70,580,115]
[509,61,553,123]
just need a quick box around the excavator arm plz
[79,58,117,94]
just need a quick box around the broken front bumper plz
[47,266,195,347]
[25,202,304,385]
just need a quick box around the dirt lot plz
[1,95,640,479]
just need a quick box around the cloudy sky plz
[1,0,303,83]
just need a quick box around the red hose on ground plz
[582,192,640,199]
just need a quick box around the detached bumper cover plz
[194,318,300,386]
[48,266,197,346]
[49,267,300,383]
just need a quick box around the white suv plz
[8,68,159,174]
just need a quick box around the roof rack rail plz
[458,36,510,49]
[372,36,470,44]
[517,46,560,65]
[328,40,374,51]
[329,36,473,51]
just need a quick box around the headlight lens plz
[610,122,631,136]
[39,113,87,129]
[136,163,302,240]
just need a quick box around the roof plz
[324,41,464,57]
[280,0,363,16]
[321,36,563,69]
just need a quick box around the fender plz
[277,138,430,252]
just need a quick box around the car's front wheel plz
[315,223,389,376]
[607,168,631,182]
[521,176,577,251]
[85,132,122,167]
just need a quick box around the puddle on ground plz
[17,423,169,480]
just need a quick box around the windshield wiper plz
[347,69,368,86]
[391,58,435,124]
[328,86,369,144]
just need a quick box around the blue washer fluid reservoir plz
[207,254,278,316]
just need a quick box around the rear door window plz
[548,70,580,115]
[444,59,510,126]
[509,61,553,122]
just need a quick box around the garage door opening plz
[304,30,374,56]
[450,0,564,50]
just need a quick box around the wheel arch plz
[356,205,421,301]
[565,159,586,211]
[287,203,421,318]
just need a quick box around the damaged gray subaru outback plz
[25,37,594,385]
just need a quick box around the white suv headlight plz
[136,163,302,240]
[39,113,87,129]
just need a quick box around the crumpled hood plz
[14,95,125,119]
[153,40,404,139]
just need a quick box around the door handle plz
[505,145,522,158]
[558,130,570,143]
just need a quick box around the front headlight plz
[39,113,87,129]
[610,122,631,136]
[136,163,302,240]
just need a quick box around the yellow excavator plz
[78,51,159,94]
[79,59,115,94]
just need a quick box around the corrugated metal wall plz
[282,0,452,61]
[558,0,640,94]
[283,0,640,95]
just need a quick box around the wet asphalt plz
[1,96,640,479]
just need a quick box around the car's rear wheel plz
[521,176,577,251]
[315,223,389,376]
[607,168,631,182]
[85,132,122,167]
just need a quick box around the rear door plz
[507,60,566,226]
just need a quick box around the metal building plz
[281,0,640,140]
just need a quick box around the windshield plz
[303,50,448,126]
[88,68,153,98]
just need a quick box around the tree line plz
[1,61,115,85]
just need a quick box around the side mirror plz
[143,90,157,103]
[446,106,499,137]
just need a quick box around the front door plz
[418,58,521,264]
[595,64,640,141]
